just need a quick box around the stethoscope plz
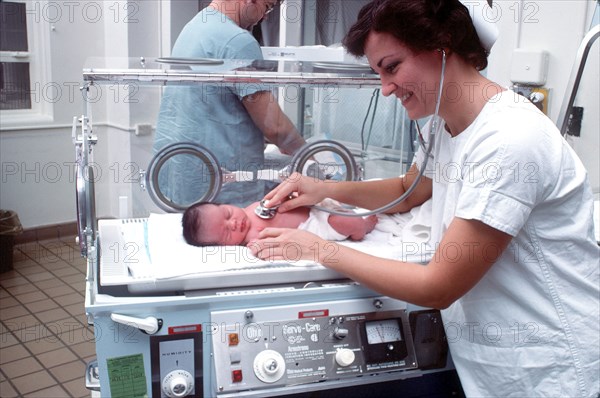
[255,49,447,219]
[255,197,292,219]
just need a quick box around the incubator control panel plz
[210,297,417,394]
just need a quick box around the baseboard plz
[15,222,78,244]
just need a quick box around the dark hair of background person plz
[343,0,489,71]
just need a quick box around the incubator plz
[77,57,460,397]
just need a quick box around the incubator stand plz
[78,57,461,397]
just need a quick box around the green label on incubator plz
[107,353,148,398]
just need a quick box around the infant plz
[182,200,377,246]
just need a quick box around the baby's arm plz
[328,214,378,241]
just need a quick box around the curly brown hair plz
[343,0,489,71]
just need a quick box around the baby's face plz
[197,204,250,245]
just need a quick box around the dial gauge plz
[365,319,402,345]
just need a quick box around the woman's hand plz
[263,172,327,213]
[248,228,337,263]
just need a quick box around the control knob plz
[333,326,349,340]
[253,350,285,383]
[162,370,194,397]
[335,348,355,367]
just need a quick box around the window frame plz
[1,0,53,129]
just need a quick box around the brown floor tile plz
[69,341,96,359]
[0,275,29,288]
[14,323,56,344]
[24,298,59,314]
[62,377,91,398]
[31,250,65,266]
[24,271,57,283]
[73,312,91,328]
[63,302,85,316]
[34,278,67,290]
[12,246,31,262]
[11,369,56,395]
[82,354,96,364]
[0,381,18,398]
[27,384,70,398]
[3,239,121,396]
[44,255,76,269]
[40,240,73,253]
[42,260,72,271]
[36,347,78,368]
[14,290,49,304]
[48,359,86,383]
[52,267,82,278]
[5,282,39,296]
[58,326,95,346]
[0,296,20,308]
[36,308,72,323]
[0,344,30,364]
[61,273,85,284]
[44,284,77,298]
[69,255,87,266]
[69,281,86,294]
[11,257,39,268]
[0,270,22,282]
[16,242,44,254]
[14,264,46,276]
[2,314,40,332]
[49,317,82,334]
[0,305,29,321]
[24,336,66,355]
[1,356,43,378]
[54,293,84,307]
[0,331,20,348]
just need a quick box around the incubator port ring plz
[290,139,360,182]
[146,142,222,213]
[75,158,97,256]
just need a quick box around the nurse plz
[250,0,600,396]
[154,0,305,207]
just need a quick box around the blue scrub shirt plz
[154,8,269,208]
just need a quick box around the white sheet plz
[142,204,434,280]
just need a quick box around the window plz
[0,0,52,126]
[1,2,31,110]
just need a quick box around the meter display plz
[365,319,402,345]
[361,317,409,370]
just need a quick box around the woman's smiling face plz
[365,31,444,121]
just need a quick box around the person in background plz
[249,0,600,396]
[182,199,377,246]
[154,0,305,207]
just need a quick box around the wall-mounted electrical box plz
[510,49,549,86]
[511,85,551,115]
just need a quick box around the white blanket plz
[374,199,433,249]
[141,203,433,280]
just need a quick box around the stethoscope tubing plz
[309,49,447,218]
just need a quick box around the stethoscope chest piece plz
[255,199,280,219]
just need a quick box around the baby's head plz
[182,202,251,246]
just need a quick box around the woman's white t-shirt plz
[414,90,599,397]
